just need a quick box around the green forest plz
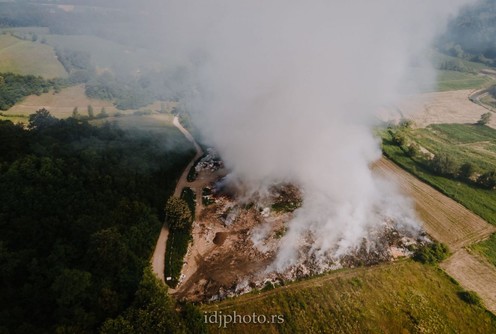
[0,110,206,333]
[438,0,496,66]
[0,73,60,110]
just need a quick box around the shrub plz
[477,112,492,126]
[391,131,407,146]
[399,119,414,129]
[458,162,475,180]
[413,242,449,264]
[476,171,496,189]
[165,197,192,231]
[406,143,420,157]
[429,152,457,177]
[457,291,482,306]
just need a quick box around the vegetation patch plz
[181,187,196,219]
[187,153,207,182]
[471,233,496,267]
[457,291,483,306]
[0,72,61,110]
[435,70,495,91]
[271,201,301,213]
[382,122,496,269]
[100,267,207,333]
[202,187,215,206]
[164,197,194,288]
[413,242,450,264]
[381,123,496,226]
[0,34,67,78]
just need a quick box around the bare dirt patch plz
[172,190,290,302]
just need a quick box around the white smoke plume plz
[155,1,475,270]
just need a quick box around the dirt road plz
[172,116,204,197]
[151,116,203,282]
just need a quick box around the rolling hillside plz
[0,34,67,78]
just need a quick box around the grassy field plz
[0,30,162,75]
[381,125,496,226]
[5,85,174,125]
[0,113,28,124]
[472,234,496,267]
[0,34,67,78]
[413,124,496,172]
[430,50,489,73]
[44,34,162,73]
[429,50,495,91]
[202,261,496,333]
[5,85,118,121]
[435,70,495,92]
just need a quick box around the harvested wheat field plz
[441,249,496,314]
[379,89,496,128]
[373,158,495,251]
[7,85,119,118]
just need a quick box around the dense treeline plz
[100,267,207,334]
[164,197,193,288]
[85,67,192,110]
[55,48,96,85]
[0,73,60,110]
[0,110,202,333]
[438,0,496,66]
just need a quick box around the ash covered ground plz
[172,150,430,302]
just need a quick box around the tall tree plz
[87,104,94,118]
[477,112,492,126]
[28,108,58,130]
[165,197,192,231]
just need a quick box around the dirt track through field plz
[373,158,495,251]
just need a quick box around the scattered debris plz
[172,161,427,303]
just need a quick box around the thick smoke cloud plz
[154,1,474,270]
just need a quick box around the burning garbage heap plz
[196,148,224,174]
[176,173,431,302]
